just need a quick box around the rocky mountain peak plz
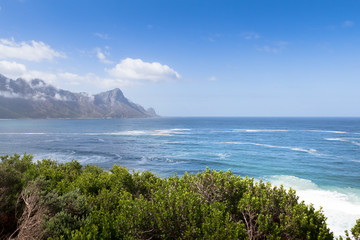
[94,88,127,105]
[110,88,126,100]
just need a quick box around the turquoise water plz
[0,117,359,235]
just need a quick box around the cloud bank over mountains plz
[0,38,181,93]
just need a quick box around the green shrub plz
[1,153,351,239]
[340,219,360,240]
[352,219,360,240]
[0,153,35,238]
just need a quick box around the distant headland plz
[0,74,157,119]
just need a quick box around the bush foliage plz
[0,154,358,239]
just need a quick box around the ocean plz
[0,117,359,236]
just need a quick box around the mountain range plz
[0,74,157,119]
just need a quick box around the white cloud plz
[0,58,180,94]
[257,46,279,53]
[256,41,288,54]
[0,64,84,87]
[106,58,181,82]
[100,78,138,89]
[96,48,113,64]
[0,60,27,79]
[55,72,137,90]
[0,59,134,91]
[58,72,103,86]
[343,21,354,28]
[21,70,59,85]
[19,70,104,91]
[207,33,221,42]
[209,76,217,81]
[242,32,260,40]
[31,71,135,90]
[0,38,65,61]
[94,33,109,40]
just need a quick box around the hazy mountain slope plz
[0,74,157,119]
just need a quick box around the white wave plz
[220,129,359,136]
[210,153,231,159]
[225,142,320,156]
[267,175,360,237]
[154,129,192,136]
[0,132,46,135]
[138,156,149,164]
[165,158,185,164]
[351,141,360,146]
[324,138,360,147]
[138,156,183,165]
[324,138,347,142]
[290,147,318,154]
[33,153,109,164]
[86,129,192,136]
[108,130,148,136]
[163,141,184,144]
[350,160,360,163]
[230,129,289,133]
[307,130,348,134]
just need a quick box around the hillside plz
[0,74,157,119]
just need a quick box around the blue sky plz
[0,0,359,116]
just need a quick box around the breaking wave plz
[85,129,192,136]
[266,175,360,237]
[229,129,289,133]
[225,141,320,156]
[306,130,348,134]
[324,138,360,147]
[0,132,46,135]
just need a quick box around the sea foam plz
[325,138,360,147]
[267,175,360,237]
[86,129,192,136]
[0,132,46,135]
[307,130,348,134]
[225,142,320,156]
[230,129,289,133]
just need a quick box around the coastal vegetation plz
[0,153,358,239]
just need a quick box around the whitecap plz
[86,129,191,137]
[230,129,289,133]
[154,129,192,136]
[290,147,317,154]
[307,130,348,134]
[138,156,149,164]
[33,153,109,164]
[165,158,185,164]
[267,175,360,237]
[225,141,320,156]
[0,132,46,135]
[350,160,360,163]
[211,153,231,159]
[350,141,360,146]
[324,138,346,141]
[324,138,360,147]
